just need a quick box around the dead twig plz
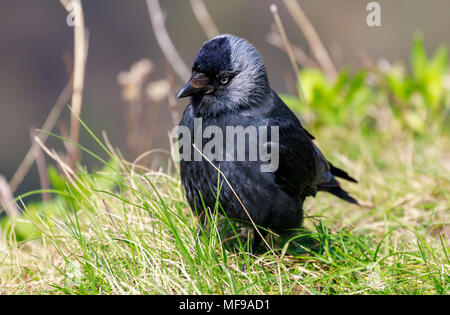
[283,0,337,80]
[146,0,190,82]
[266,31,318,68]
[270,4,306,104]
[142,78,164,166]
[59,0,70,7]
[0,176,20,218]
[9,78,73,193]
[190,0,220,39]
[33,136,88,201]
[271,4,312,125]
[103,199,120,235]
[270,5,300,80]
[30,129,51,202]
[117,59,154,160]
[59,0,88,168]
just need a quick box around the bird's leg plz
[190,211,206,254]
[241,229,268,272]
[251,229,268,253]
[195,211,206,242]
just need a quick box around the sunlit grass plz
[0,117,448,295]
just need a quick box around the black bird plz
[177,34,358,250]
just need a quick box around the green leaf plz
[411,32,427,79]
[280,93,304,115]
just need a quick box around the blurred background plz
[1,0,449,197]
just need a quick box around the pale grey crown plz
[200,34,271,113]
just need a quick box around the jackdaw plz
[177,34,358,250]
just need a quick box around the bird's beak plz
[177,81,198,99]
[177,72,212,98]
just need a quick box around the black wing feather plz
[329,163,358,183]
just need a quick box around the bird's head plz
[177,34,271,115]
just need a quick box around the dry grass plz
[0,119,448,294]
[0,0,448,295]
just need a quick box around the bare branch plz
[30,129,51,202]
[117,59,154,159]
[270,4,306,104]
[59,0,89,167]
[283,0,337,80]
[0,176,20,218]
[146,0,190,82]
[190,0,220,39]
[266,31,318,68]
[271,5,299,77]
[59,0,70,8]
[9,79,72,192]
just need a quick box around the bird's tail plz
[319,185,359,205]
[312,144,359,205]
[329,163,358,183]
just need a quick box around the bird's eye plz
[219,77,229,85]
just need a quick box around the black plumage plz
[177,35,358,250]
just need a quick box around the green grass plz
[1,36,449,293]
[0,115,449,295]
